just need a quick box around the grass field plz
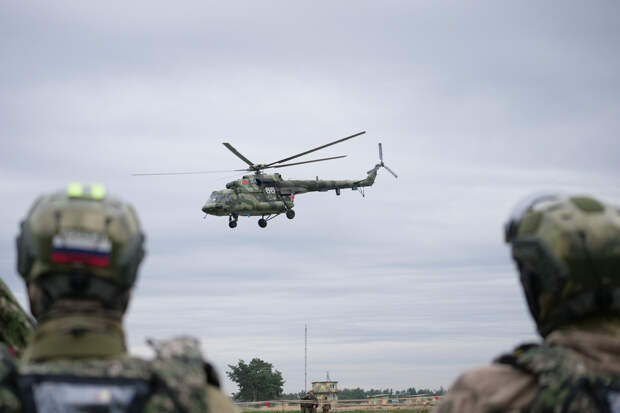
[241,410,431,413]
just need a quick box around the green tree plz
[227,358,285,401]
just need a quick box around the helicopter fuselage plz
[133,131,397,229]
[202,174,294,217]
[201,165,380,219]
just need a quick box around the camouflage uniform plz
[321,399,331,413]
[434,195,620,413]
[301,391,318,413]
[0,279,34,356]
[0,183,239,413]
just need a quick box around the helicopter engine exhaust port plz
[286,209,295,219]
[258,218,267,228]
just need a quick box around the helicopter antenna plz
[132,169,235,176]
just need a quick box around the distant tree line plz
[227,358,285,401]
[280,387,445,400]
[226,357,445,402]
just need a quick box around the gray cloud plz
[2,0,620,395]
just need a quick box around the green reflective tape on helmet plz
[90,184,106,200]
[67,183,106,200]
[67,183,84,198]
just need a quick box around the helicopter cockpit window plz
[210,193,231,203]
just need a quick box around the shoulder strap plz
[148,336,209,413]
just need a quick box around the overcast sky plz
[2,1,620,396]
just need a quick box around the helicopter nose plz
[202,203,213,213]
[202,202,221,214]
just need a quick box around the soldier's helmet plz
[16,183,145,319]
[505,193,620,336]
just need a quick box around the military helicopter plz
[133,131,397,228]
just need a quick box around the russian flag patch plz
[51,230,112,268]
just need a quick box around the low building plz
[311,380,338,403]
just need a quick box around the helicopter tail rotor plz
[378,143,398,178]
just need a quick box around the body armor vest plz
[0,338,210,413]
[496,343,620,413]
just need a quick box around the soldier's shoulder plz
[0,278,35,355]
[452,362,536,394]
[207,384,240,413]
[0,279,26,315]
[148,336,210,410]
[433,363,537,413]
[148,336,207,383]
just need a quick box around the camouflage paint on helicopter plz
[134,131,397,228]
[202,160,385,228]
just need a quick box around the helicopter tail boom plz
[278,143,396,195]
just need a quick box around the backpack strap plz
[148,336,209,413]
[496,343,619,412]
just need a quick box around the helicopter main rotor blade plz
[268,155,347,169]
[132,169,236,176]
[379,142,383,162]
[264,131,365,168]
[222,142,255,168]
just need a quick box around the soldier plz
[434,194,620,412]
[0,278,35,357]
[321,398,331,413]
[301,391,318,413]
[0,183,239,412]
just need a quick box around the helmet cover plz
[506,194,620,336]
[16,184,145,315]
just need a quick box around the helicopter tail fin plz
[359,143,398,186]
[356,144,398,187]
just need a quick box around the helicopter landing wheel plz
[258,218,267,228]
[286,209,295,219]
[228,215,238,229]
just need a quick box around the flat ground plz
[241,407,431,413]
